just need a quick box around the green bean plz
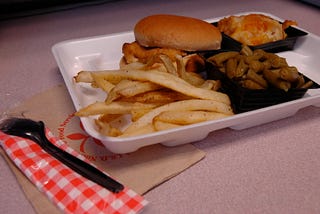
[263,69,281,81]
[246,69,268,88]
[262,60,272,70]
[263,69,291,91]
[226,58,237,79]
[296,75,305,88]
[270,56,288,68]
[235,58,248,78]
[261,52,276,61]
[206,46,313,91]
[253,49,266,60]
[280,66,299,82]
[278,81,291,91]
[240,45,253,56]
[241,79,265,90]
[248,60,264,72]
[300,80,314,89]
[207,51,239,67]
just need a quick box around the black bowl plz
[206,63,320,113]
[211,22,308,53]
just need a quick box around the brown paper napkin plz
[1,84,205,213]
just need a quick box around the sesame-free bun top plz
[134,14,222,51]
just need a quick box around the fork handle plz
[39,123,124,193]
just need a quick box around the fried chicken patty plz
[122,41,187,64]
[122,41,206,73]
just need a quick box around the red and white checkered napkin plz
[0,130,148,214]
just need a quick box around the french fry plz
[184,53,206,73]
[105,79,135,103]
[120,61,145,70]
[118,90,191,104]
[74,70,94,83]
[143,54,167,72]
[159,54,179,76]
[131,108,152,122]
[176,54,187,79]
[154,110,230,125]
[91,74,115,93]
[95,119,122,137]
[183,71,206,86]
[199,80,221,91]
[105,79,162,103]
[122,99,233,135]
[75,101,160,116]
[83,70,231,105]
[98,113,123,123]
[120,124,156,137]
[175,55,206,86]
[95,119,111,136]
[117,81,162,98]
[153,120,182,131]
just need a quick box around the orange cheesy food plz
[217,14,297,46]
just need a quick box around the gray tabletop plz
[1,0,320,213]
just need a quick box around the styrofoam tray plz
[52,12,320,154]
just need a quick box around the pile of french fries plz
[74,54,233,137]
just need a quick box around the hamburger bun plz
[134,14,222,51]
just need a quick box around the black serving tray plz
[212,22,308,53]
[206,62,320,113]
